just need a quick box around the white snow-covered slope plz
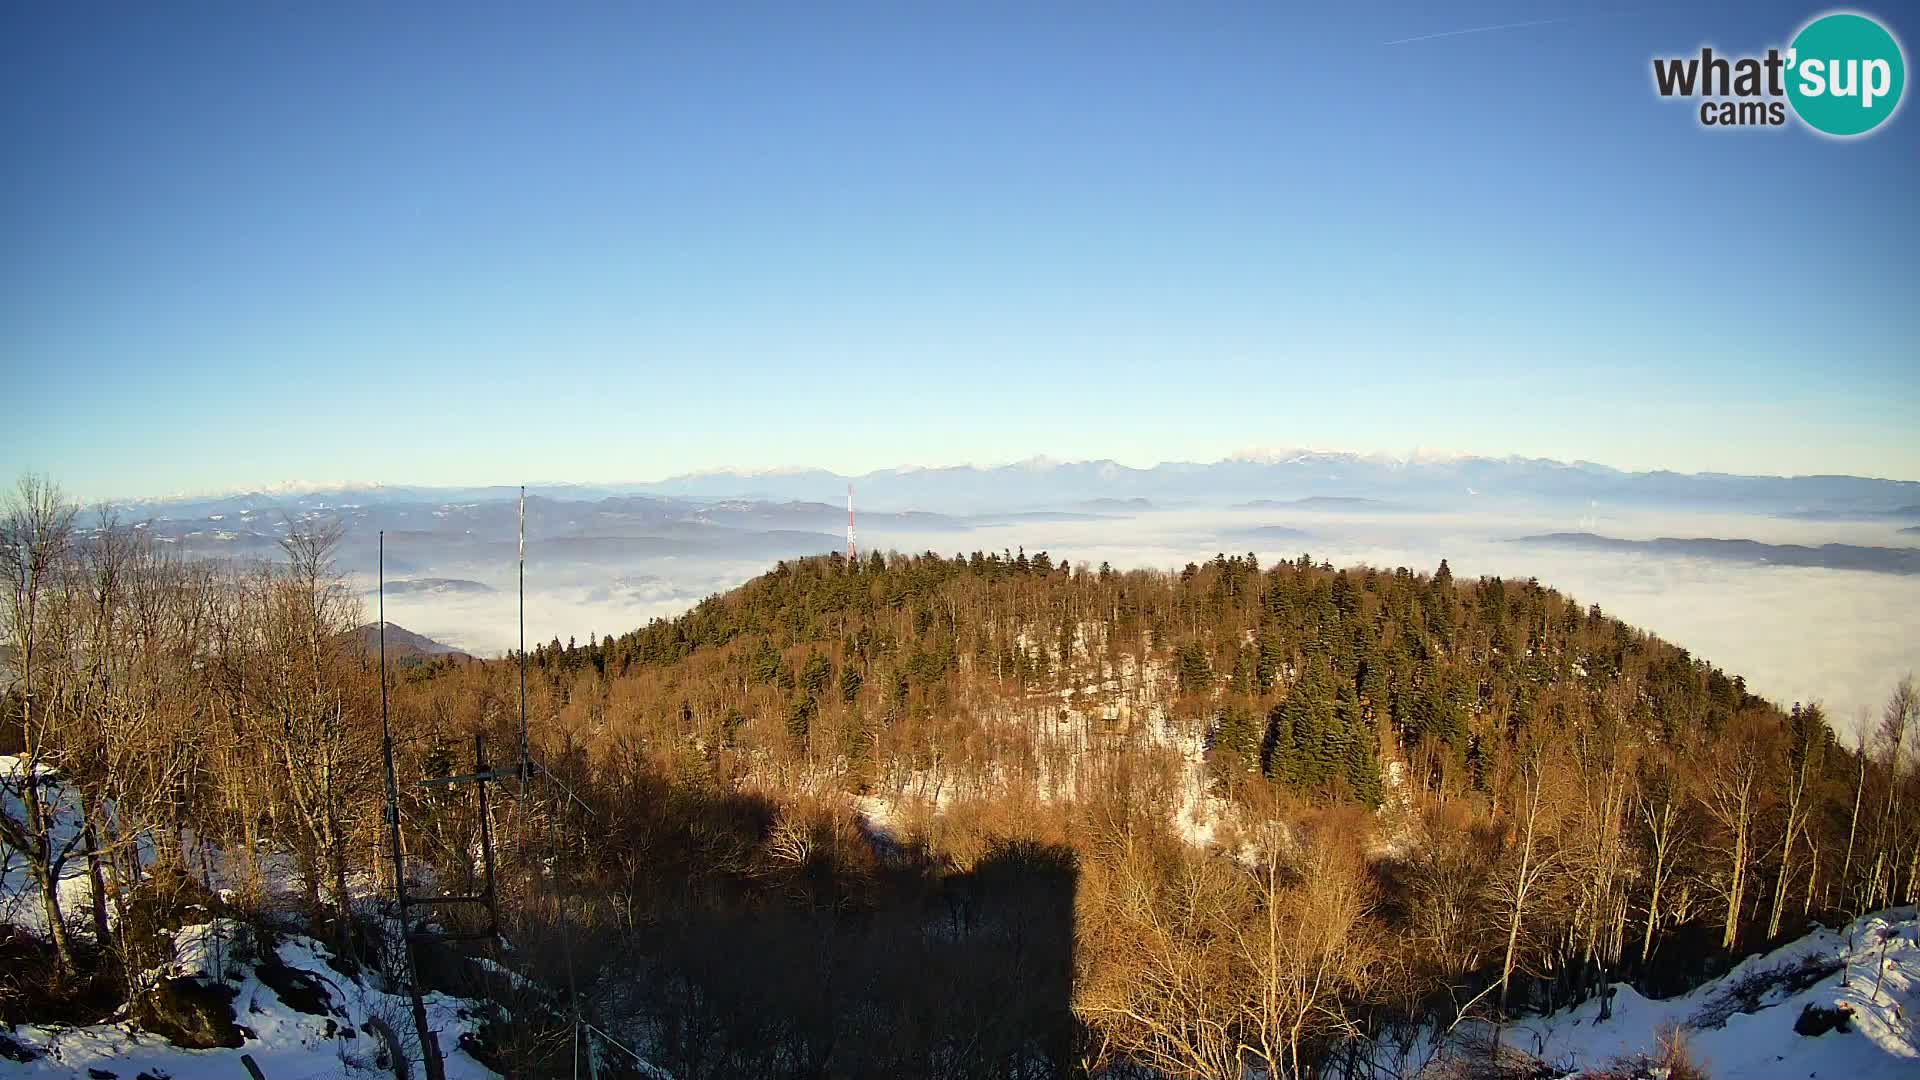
[2,755,502,1080]
[0,918,500,1080]
[1427,907,1920,1079]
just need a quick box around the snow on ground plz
[851,792,903,848]
[1408,907,1920,1079]
[0,918,501,1080]
[1145,702,1227,849]
[1,756,303,939]
[1,757,509,1080]
[0,754,104,936]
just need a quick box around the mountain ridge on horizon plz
[106,448,1920,511]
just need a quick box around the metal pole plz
[519,486,529,781]
[556,824,591,1080]
[381,533,448,1080]
[513,493,594,1080]
[475,733,499,937]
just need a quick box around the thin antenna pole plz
[380,533,447,1080]
[475,733,499,935]
[508,495,595,1078]
[846,483,856,562]
[380,532,392,780]
[519,486,529,780]
[379,534,400,883]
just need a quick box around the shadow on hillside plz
[434,766,1081,1080]
[607,840,1078,1079]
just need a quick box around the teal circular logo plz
[1786,12,1906,136]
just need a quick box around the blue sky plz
[3,1,1915,500]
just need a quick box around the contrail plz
[1382,15,1579,47]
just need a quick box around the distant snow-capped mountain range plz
[124,450,1919,518]
[623,451,1917,514]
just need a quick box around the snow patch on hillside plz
[847,640,1241,851]
[1146,706,1227,849]
[0,756,99,935]
[0,758,517,1080]
[0,919,502,1080]
[1367,760,1420,860]
[1404,907,1920,1079]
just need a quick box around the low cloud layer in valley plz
[874,505,1916,733]
[331,503,1915,736]
[116,458,1918,736]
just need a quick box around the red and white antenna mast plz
[846,484,857,561]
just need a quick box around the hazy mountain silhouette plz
[1512,533,1920,575]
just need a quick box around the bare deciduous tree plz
[0,475,83,977]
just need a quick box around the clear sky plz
[4,1,1915,501]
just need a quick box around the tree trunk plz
[1641,800,1675,964]
[18,764,81,978]
[1803,839,1821,916]
[40,860,78,977]
[1721,783,1750,952]
[83,814,111,945]
[1499,774,1545,1017]
[325,806,353,955]
[1842,751,1866,907]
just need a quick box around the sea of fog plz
[353,502,1918,739]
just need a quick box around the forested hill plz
[529,548,1772,808]
[488,548,1920,1068]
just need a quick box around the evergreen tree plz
[1256,629,1284,694]
[1175,641,1212,695]
[1339,690,1384,805]
[1211,701,1261,780]
[750,639,784,685]
[1229,645,1253,696]
[787,692,815,747]
[801,652,833,699]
